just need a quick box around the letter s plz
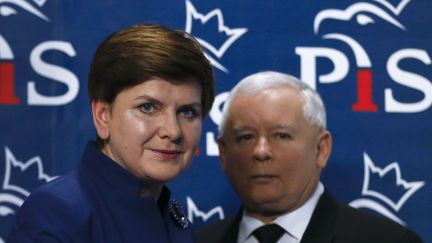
[385,49,432,113]
[206,92,230,156]
[28,41,79,105]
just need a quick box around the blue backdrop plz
[0,0,431,242]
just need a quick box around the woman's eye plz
[140,103,156,113]
[179,107,200,118]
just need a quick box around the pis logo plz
[296,0,432,113]
[0,0,79,106]
[202,0,432,156]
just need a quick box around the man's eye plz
[140,103,156,113]
[276,132,291,139]
[237,134,253,142]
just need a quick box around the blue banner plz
[0,0,431,242]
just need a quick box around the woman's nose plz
[158,112,182,144]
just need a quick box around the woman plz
[8,24,215,242]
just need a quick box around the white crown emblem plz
[185,0,247,73]
[33,0,47,7]
[186,196,224,223]
[0,0,50,22]
[349,152,425,225]
[374,0,410,15]
[2,147,56,197]
[0,147,57,217]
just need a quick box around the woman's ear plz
[316,130,332,169]
[92,100,111,140]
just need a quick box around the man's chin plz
[246,198,290,215]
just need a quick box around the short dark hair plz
[87,24,215,147]
[88,23,215,116]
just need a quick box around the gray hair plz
[218,71,327,138]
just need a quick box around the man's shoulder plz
[198,217,235,234]
[332,198,423,242]
[304,190,422,243]
[338,202,407,229]
[195,216,237,243]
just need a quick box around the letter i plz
[0,61,20,104]
[352,69,378,112]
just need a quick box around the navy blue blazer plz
[8,142,194,243]
[195,190,423,243]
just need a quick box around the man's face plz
[219,87,331,219]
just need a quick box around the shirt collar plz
[238,182,324,242]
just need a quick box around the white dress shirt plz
[237,182,324,243]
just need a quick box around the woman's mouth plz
[150,149,183,160]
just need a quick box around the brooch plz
[169,199,189,229]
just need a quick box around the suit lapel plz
[221,191,340,243]
[220,209,243,243]
[300,190,338,243]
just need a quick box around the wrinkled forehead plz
[218,85,308,138]
[228,86,304,112]
[226,88,305,123]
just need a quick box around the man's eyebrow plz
[272,124,294,130]
[232,126,253,133]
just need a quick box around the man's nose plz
[253,137,271,161]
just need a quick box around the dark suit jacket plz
[196,191,422,243]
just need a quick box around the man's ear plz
[316,130,332,169]
[91,100,111,140]
[218,138,228,173]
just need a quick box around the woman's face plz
[94,77,202,184]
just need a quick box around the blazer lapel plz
[300,190,338,243]
[220,192,340,243]
[220,209,243,243]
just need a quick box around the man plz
[196,71,422,243]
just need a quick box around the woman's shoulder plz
[34,170,84,203]
[7,170,94,241]
[15,170,85,212]
[19,169,93,220]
